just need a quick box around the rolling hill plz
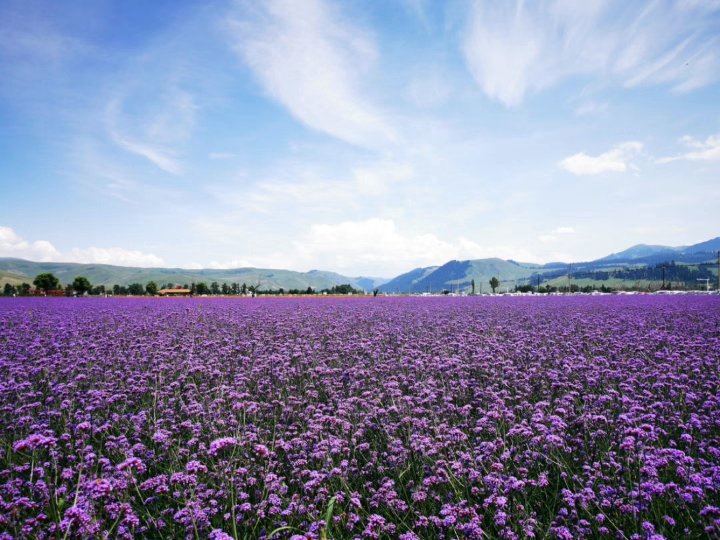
[1,236,717,293]
[379,237,719,293]
[379,258,547,293]
[0,259,382,292]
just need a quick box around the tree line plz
[2,273,364,297]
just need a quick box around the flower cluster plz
[1,295,719,538]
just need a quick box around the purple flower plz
[208,530,233,540]
[117,457,146,474]
[209,437,238,456]
[2,295,720,538]
[185,460,207,474]
[12,434,57,452]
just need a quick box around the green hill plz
[0,258,378,292]
[379,258,550,293]
[1,235,718,294]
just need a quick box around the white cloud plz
[206,258,255,270]
[559,142,643,175]
[227,0,395,147]
[0,226,165,267]
[461,0,720,106]
[66,247,165,267]
[658,134,720,163]
[291,218,513,275]
[0,226,61,261]
[539,226,575,243]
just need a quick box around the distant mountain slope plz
[378,265,439,293]
[599,244,677,262]
[379,236,718,293]
[380,258,548,293]
[682,237,720,254]
[1,236,717,293]
[597,237,719,265]
[589,238,718,269]
[305,270,388,291]
[0,258,382,292]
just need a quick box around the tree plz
[33,273,60,292]
[127,283,144,295]
[3,283,16,296]
[471,279,476,295]
[241,283,248,295]
[489,276,500,294]
[195,282,210,295]
[19,283,31,295]
[221,283,229,295]
[324,284,361,295]
[72,276,92,295]
[146,281,158,295]
[211,282,220,295]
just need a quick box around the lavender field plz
[1,296,719,539]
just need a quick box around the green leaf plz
[268,526,295,538]
[323,495,337,538]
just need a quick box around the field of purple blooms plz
[1,296,719,539]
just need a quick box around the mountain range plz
[1,236,718,293]
[380,237,720,293]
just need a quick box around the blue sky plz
[1,0,719,277]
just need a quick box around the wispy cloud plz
[0,226,165,266]
[227,0,395,147]
[559,142,644,176]
[658,134,720,163]
[574,101,608,116]
[108,131,183,176]
[104,89,196,175]
[211,159,414,215]
[462,0,720,106]
[0,2,93,65]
